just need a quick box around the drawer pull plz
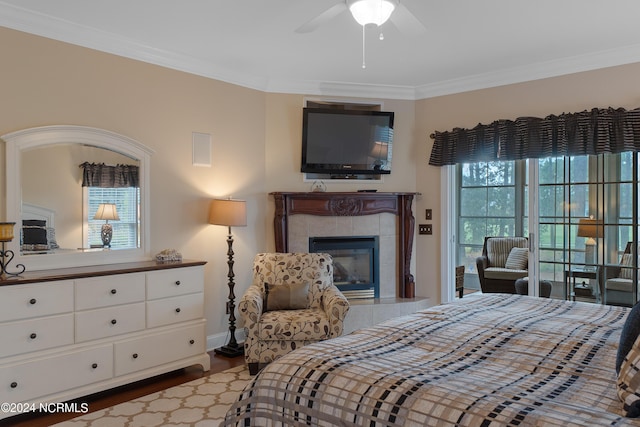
[92,363,98,369]
[111,319,117,325]
[30,333,37,340]
[189,339,195,345]
[175,308,181,313]
[10,382,17,388]
[132,353,138,359]
[175,280,181,286]
[29,298,37,305]
[110,289,117,295]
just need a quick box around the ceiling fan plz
[295,0,426,36]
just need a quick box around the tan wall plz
[0,27,417,342]
[4,24,640,336]
[263,94,418,252]
[415,63,640,303]
[0,27,267,340]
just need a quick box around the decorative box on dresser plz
[0,260,210,420]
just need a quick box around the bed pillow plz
[505,247,528,270]
[22,219,48,246]
[620,253,635,279]
[618,301,640,374]
[263,282,309,312]
[618,333,640,417]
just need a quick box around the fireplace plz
[309,236,379,299]
[271,192,416,298]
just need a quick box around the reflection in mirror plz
[21,144,140,253]
[4,125,153,271]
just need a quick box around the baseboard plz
[207,328,247,353]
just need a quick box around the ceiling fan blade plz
[295,2,348,33]
[390,3,426,36]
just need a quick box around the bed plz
[224,294,640,426]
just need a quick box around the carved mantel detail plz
[328,198,363,216]
[270,192,416,298]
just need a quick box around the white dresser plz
[0,260,210,419]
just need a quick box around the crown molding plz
[3,2,640,101]
[0,2,269,91]
[415,44,640,99]
[266,79,417,100]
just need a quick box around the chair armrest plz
[238,285,264,330]
[476,255,489,270]
[476,256,489,274]
[322,285,350,337]
[476,255,489,287]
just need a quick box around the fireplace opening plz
[309,236,379,299]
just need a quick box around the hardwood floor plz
[2,352,245,427]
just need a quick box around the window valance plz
[79,162,139,188]
[429,107,640,166]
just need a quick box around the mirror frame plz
[4,125,154,271]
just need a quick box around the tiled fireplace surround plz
[288,213,397,298]
[271,192,429,333]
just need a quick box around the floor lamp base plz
[214,342,244,358]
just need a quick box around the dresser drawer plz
[1,344,113,402]
[75,273,146,310]
[114,322,205,376]
[0,281,73,322]
[75,303,145,342]
[0,314,74,358]
[146,266,203,300]
[147,293,204,328]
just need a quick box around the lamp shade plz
[94,203,119,221]
[577,218,603,239]
[209,199,247,227]
[0,222,15,242]
[370,141,389,159]
[348,0,396,26]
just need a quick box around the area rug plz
[54,365,251,427]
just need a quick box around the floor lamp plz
[209,198,247,357]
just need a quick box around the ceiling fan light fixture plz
[348,0,396,26]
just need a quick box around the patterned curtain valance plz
[429,107,640,166]
[80,162,139,188]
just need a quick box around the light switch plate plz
[426,209,432,220]
[419,224,432,235]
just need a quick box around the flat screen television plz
[301,108,394,175]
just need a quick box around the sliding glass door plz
[454,152,639,307]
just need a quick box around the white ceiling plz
[3,0,640,100]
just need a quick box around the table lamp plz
[0,222,25,278]
[577,217,602,268]
[370,141,389,171]
[94,203,119,248]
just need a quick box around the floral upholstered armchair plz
[239,252,350,375]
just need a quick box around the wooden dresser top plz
[0,260,207,286]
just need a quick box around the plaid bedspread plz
[224,294,640,426]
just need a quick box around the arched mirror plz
[3,125,153,271]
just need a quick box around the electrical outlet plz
[419,224,433,235]
[425,209,432,220]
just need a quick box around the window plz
[86,187,139,249]
[457,160,526,289]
